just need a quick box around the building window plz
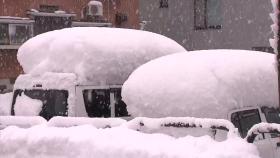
[82,88,129,118]
[159,0,168,8]
[194,0,222,30]
[34,16,72,35]
[0,23,32,45]
[115,12,128,26]
[0,23,9,45]
[9,24,32,44]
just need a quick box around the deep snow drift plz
[122,50,278,119]
[17,27,186,85]
[0,125,260,158]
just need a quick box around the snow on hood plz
[17,27,186,85]
[122,50,278,119]
[0,125,260,158]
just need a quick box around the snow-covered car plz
[0,116,262,158]
[1,27,186,120]
[122,49,280,158]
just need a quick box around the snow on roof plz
[26,11,76,17]
[0,16,33,23]
[0,16,30,20]
[88,0,103,6]
[122,50,278,119]
[18,27,186,85]
[0,125,260,158]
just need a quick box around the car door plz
[261,107,280,158]
[229,108,275,158]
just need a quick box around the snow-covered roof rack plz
[27,11,76,17]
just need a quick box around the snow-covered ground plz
[0,116,46,130]
[0,124,260,158]
[122,50,278,119]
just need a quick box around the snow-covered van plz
[7,27,186,120]
[122,50,280,158]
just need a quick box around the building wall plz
[0,49,23,79]
[139,0,273,51]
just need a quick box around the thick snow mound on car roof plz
[17,27,186,85]
[0,125,260,158]
[122,50,278,119]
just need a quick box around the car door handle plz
[277,142,280,147]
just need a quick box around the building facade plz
[0,0,139,93]
[139,0,273,52]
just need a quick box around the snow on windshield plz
[122,50,278,119]
[0,125,260,158]
[17,27,186,85]
[0,92,13,115]
[14,94,43,116]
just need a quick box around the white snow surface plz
[88,0,103,6]
[0,125,260,158]
[125,117,236,133]
[0,92,12,115]
[47,116,127,128]
[0,116,46,130]
[14,72,77,90]
[246,123,280,140]
[17,27,186,85]
[14,94,43,116]
[124,117,237,140]
[122,50,278,119]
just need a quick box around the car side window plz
[82,88,129,118]
[231,109,262,138]
[83,89,111,118]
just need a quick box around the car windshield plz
[262,107,280,124]
[12,89,68,120]
[261,107,280,138]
